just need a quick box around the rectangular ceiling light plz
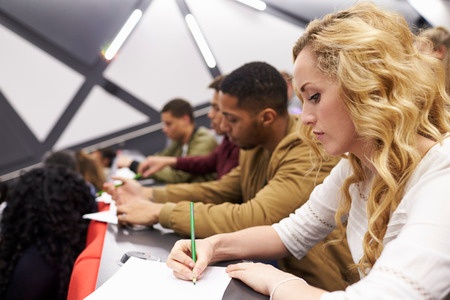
[104,9,143,61]
[236,0,266,11]
[185,14,217,68]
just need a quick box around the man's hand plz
[138,156,177,177]
[116,200,163,226]
[103,177,152,205]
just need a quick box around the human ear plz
[182,115,191,124]
[435,45,447,60]
[260,108,276,126]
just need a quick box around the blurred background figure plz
[75,150,106,193]
[0,166,96,300]
[42,149,77,172]
[43,149,105,196]
[280,70,302,115]
[88,147,117,180]
[116,98,218,183]
[136,75,240,180]
[417,26,450,93]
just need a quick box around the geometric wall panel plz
[0,0,141,66]
[104,0,214,111]
[407,0,450,28]
[54,85,149,150]
[0,24,84,142]
[187,0,305,74]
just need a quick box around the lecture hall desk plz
[68,209,268,300]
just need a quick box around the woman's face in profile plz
[294,47,361,158]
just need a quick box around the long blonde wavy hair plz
[293,2,450,274]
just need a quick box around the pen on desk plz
[96,173,142,196]
[190,201,197,285]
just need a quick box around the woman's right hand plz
[166,238,214,282]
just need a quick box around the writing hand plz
[166,239,213,282]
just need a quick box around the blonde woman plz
[166,2,450,299]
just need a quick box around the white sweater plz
[273,137,450,299]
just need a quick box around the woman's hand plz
[226,262,302,297]
[166,239,214,282]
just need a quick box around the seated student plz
[416,26,450,93]
[116,98,218,183]
[105,61,358,291]
[280,70,302,115]
[137,75,239,180]
[42,149,77,172]
[43,149,105,197]
[75,150,106,193]
[166,3,450,299]
[0,166,96,300]
[88,146,117,180]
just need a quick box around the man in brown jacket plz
[106,62,358,291]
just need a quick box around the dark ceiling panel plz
[264,0,424,27]
[0,0,142,66]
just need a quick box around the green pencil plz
[96,173,142,196]
[190,201,197,285]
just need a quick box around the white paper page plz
[85,256,232,300]
[82,202,117,224]
[82,210,118,224]
[96,192,113,204]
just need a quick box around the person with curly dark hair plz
[0,166,97,300]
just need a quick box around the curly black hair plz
[0,166,96,299]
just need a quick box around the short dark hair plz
[220,62,288,115]
[161,98,194,123]
[97,147,117,167]
[208,75,226,91]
